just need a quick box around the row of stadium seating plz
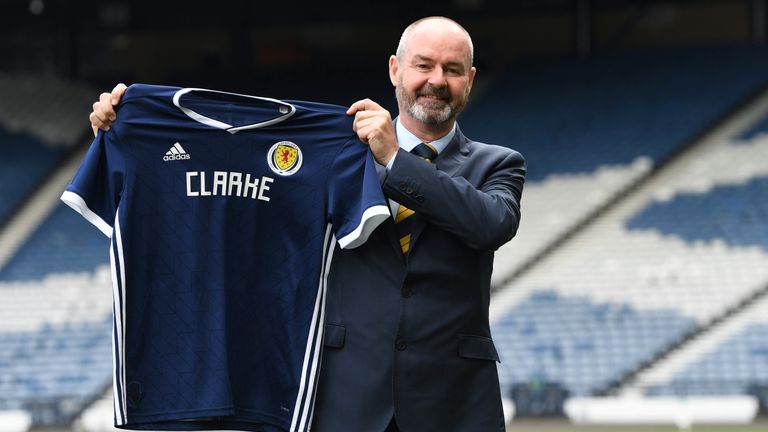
[462,45,768,285]
[0,205,110,281]
[0,317,112,407]
[0,270,112,423]
[492,110,768,409]
[493,290,696,396]
[627,176,768,250]
[0,129,65,226]
[462,46,768,180]
[651,323,768,396]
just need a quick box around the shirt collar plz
[395,117,456,155]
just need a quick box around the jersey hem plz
[60,190,113,237]
[122,406,290,431]
[337,204,389,249]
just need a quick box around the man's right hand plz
[89,83,127,136]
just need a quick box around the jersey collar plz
[173,88,296,134]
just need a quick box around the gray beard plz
[408,100,453,125]
[397,85,454,125]
[395,81,469,125]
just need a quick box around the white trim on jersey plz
[111,210,128,425]
[172,88,297,133]
[337,204,390,249]
[290,224,334,432]
[112,211,128,424]
[305,235,334,430]
[60,191,113,237]
[109,237,123,425]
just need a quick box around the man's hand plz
[347,99,398,166]
[89,83,127,136]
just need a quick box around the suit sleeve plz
[328,138,390,249]
[60,130,125,238]
[382,144,525,251]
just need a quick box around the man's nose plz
[426,68,448,87]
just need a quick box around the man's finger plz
[346,98,381,115]
[98,92,117,121]
[353,109,389,123]
[89,110,110,129]
[91,102,107,123]
[89,112,105,136]
[112,83,127,106]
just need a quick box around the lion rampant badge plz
[267,141,303,176]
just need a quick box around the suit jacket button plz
[415,195,424,203]
[402,287,413,298]
[395,339,407,351]
[406,187,413,194]
[399,184,407,191]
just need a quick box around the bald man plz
[90,16,525,432]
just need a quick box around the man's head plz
[390,17,476,129]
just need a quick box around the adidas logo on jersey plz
[163,143,191,161]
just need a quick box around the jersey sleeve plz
[328,138,389,249]
[60,130,125,237]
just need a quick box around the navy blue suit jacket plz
[312,126,525,432]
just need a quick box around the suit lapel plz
[408,127,470,255]
[435,126,470,177]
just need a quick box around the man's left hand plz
[347,99,398,166]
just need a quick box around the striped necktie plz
[395,142,438,254]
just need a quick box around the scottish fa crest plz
[267,141,302,176]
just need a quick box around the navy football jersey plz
[61,84,389,431]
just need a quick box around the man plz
[90,16,525,432]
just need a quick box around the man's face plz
[391,26,476,126]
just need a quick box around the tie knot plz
[411,143,438,162]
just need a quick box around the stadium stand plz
[0,201,111,425]
[0,204,110,281]
[493,290,696,397]
[0,74,111,426]
[647,298,768,397]
[459,46,768,286]
[626,177,768,251]
[0,73,95,227]
[0,270,112,424]
[489,67,768,414]
[0,129,65,226]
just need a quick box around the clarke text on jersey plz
[186,171,274,202]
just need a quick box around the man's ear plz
[389,55,399,87]
[467,66,477,93]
